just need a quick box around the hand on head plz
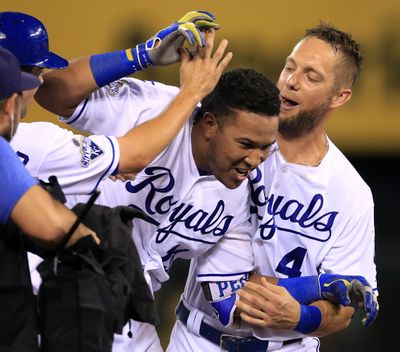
[179,29,232,101]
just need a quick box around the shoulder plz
[16,121,70,134]
[100,77,179,100]
[11,122,72,149]
[326,141,373,202]
[11,121,81,168]
[11,121,67,149]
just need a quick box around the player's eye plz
[240,142,253,149]
[307,74,320,83]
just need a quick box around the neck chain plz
[297,136,329,167]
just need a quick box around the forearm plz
[237,277,353,337]
[35,11,219,119]
[249,273,279,285]
[239,274,363,336]
[35,57,97,117]
[117,87,202,173]
[310,301,354,337]
[11,185,96,249]
[12,185,73,247]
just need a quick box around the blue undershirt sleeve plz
[0,137,37,224]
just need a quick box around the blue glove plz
[136,10,220,68]
[90,10,219,87]
[319,274,379,327]
[278,274,379,327]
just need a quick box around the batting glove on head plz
[178,10,220,30]
[319,274,379,327]
[136,10,220,68]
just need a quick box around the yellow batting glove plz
[179,10,216,24]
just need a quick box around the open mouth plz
[281,96,299,109]
[234,167,250,178]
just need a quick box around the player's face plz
[2,87,38,141]
[206,110,278,189]
[1,94,22,142]
[277,37,340,138]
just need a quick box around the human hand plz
[179,29,232,102]
[236,277,301,329]
[134,10,220,68]
[65,223,100,248]
[109,172,137,182]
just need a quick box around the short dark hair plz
[194,68,280,124]
[304,22,362,87]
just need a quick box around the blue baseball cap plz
[0,46,42,100]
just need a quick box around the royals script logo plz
[125,166,234,245]
[249,168,338,242]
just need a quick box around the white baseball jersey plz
[169,139,378,351]
[61,78,257,351]
[10,121,120,195]
[62,77,255,292]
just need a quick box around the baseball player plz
[47,65,281,351]
[0,46,100,352]
[166,23,379,352]
[1,11,221,195]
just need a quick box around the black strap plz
[52,189,100,273]
[176,301,302,351]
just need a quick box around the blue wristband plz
[89,47,152,87]
[294,305,322,334]
[277,276,321,305]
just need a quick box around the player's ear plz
[330,88,352,109]
[1,93,18,123]
[201,112,218,139]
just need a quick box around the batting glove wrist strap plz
[277,276,321,305]
[294,305,322,334]
[201,273,249,327]
[89,49,145,88]
[210,292,238,327]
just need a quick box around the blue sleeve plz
[0,137,37,224]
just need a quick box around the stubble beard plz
[0,112,18,142]
[278,99,331,139]
[0,126,12,142]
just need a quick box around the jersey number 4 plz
[275,246,307,277]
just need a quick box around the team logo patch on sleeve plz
[79,136,104,168]
[105,79,128,96]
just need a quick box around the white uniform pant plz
[113,320,163,352]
